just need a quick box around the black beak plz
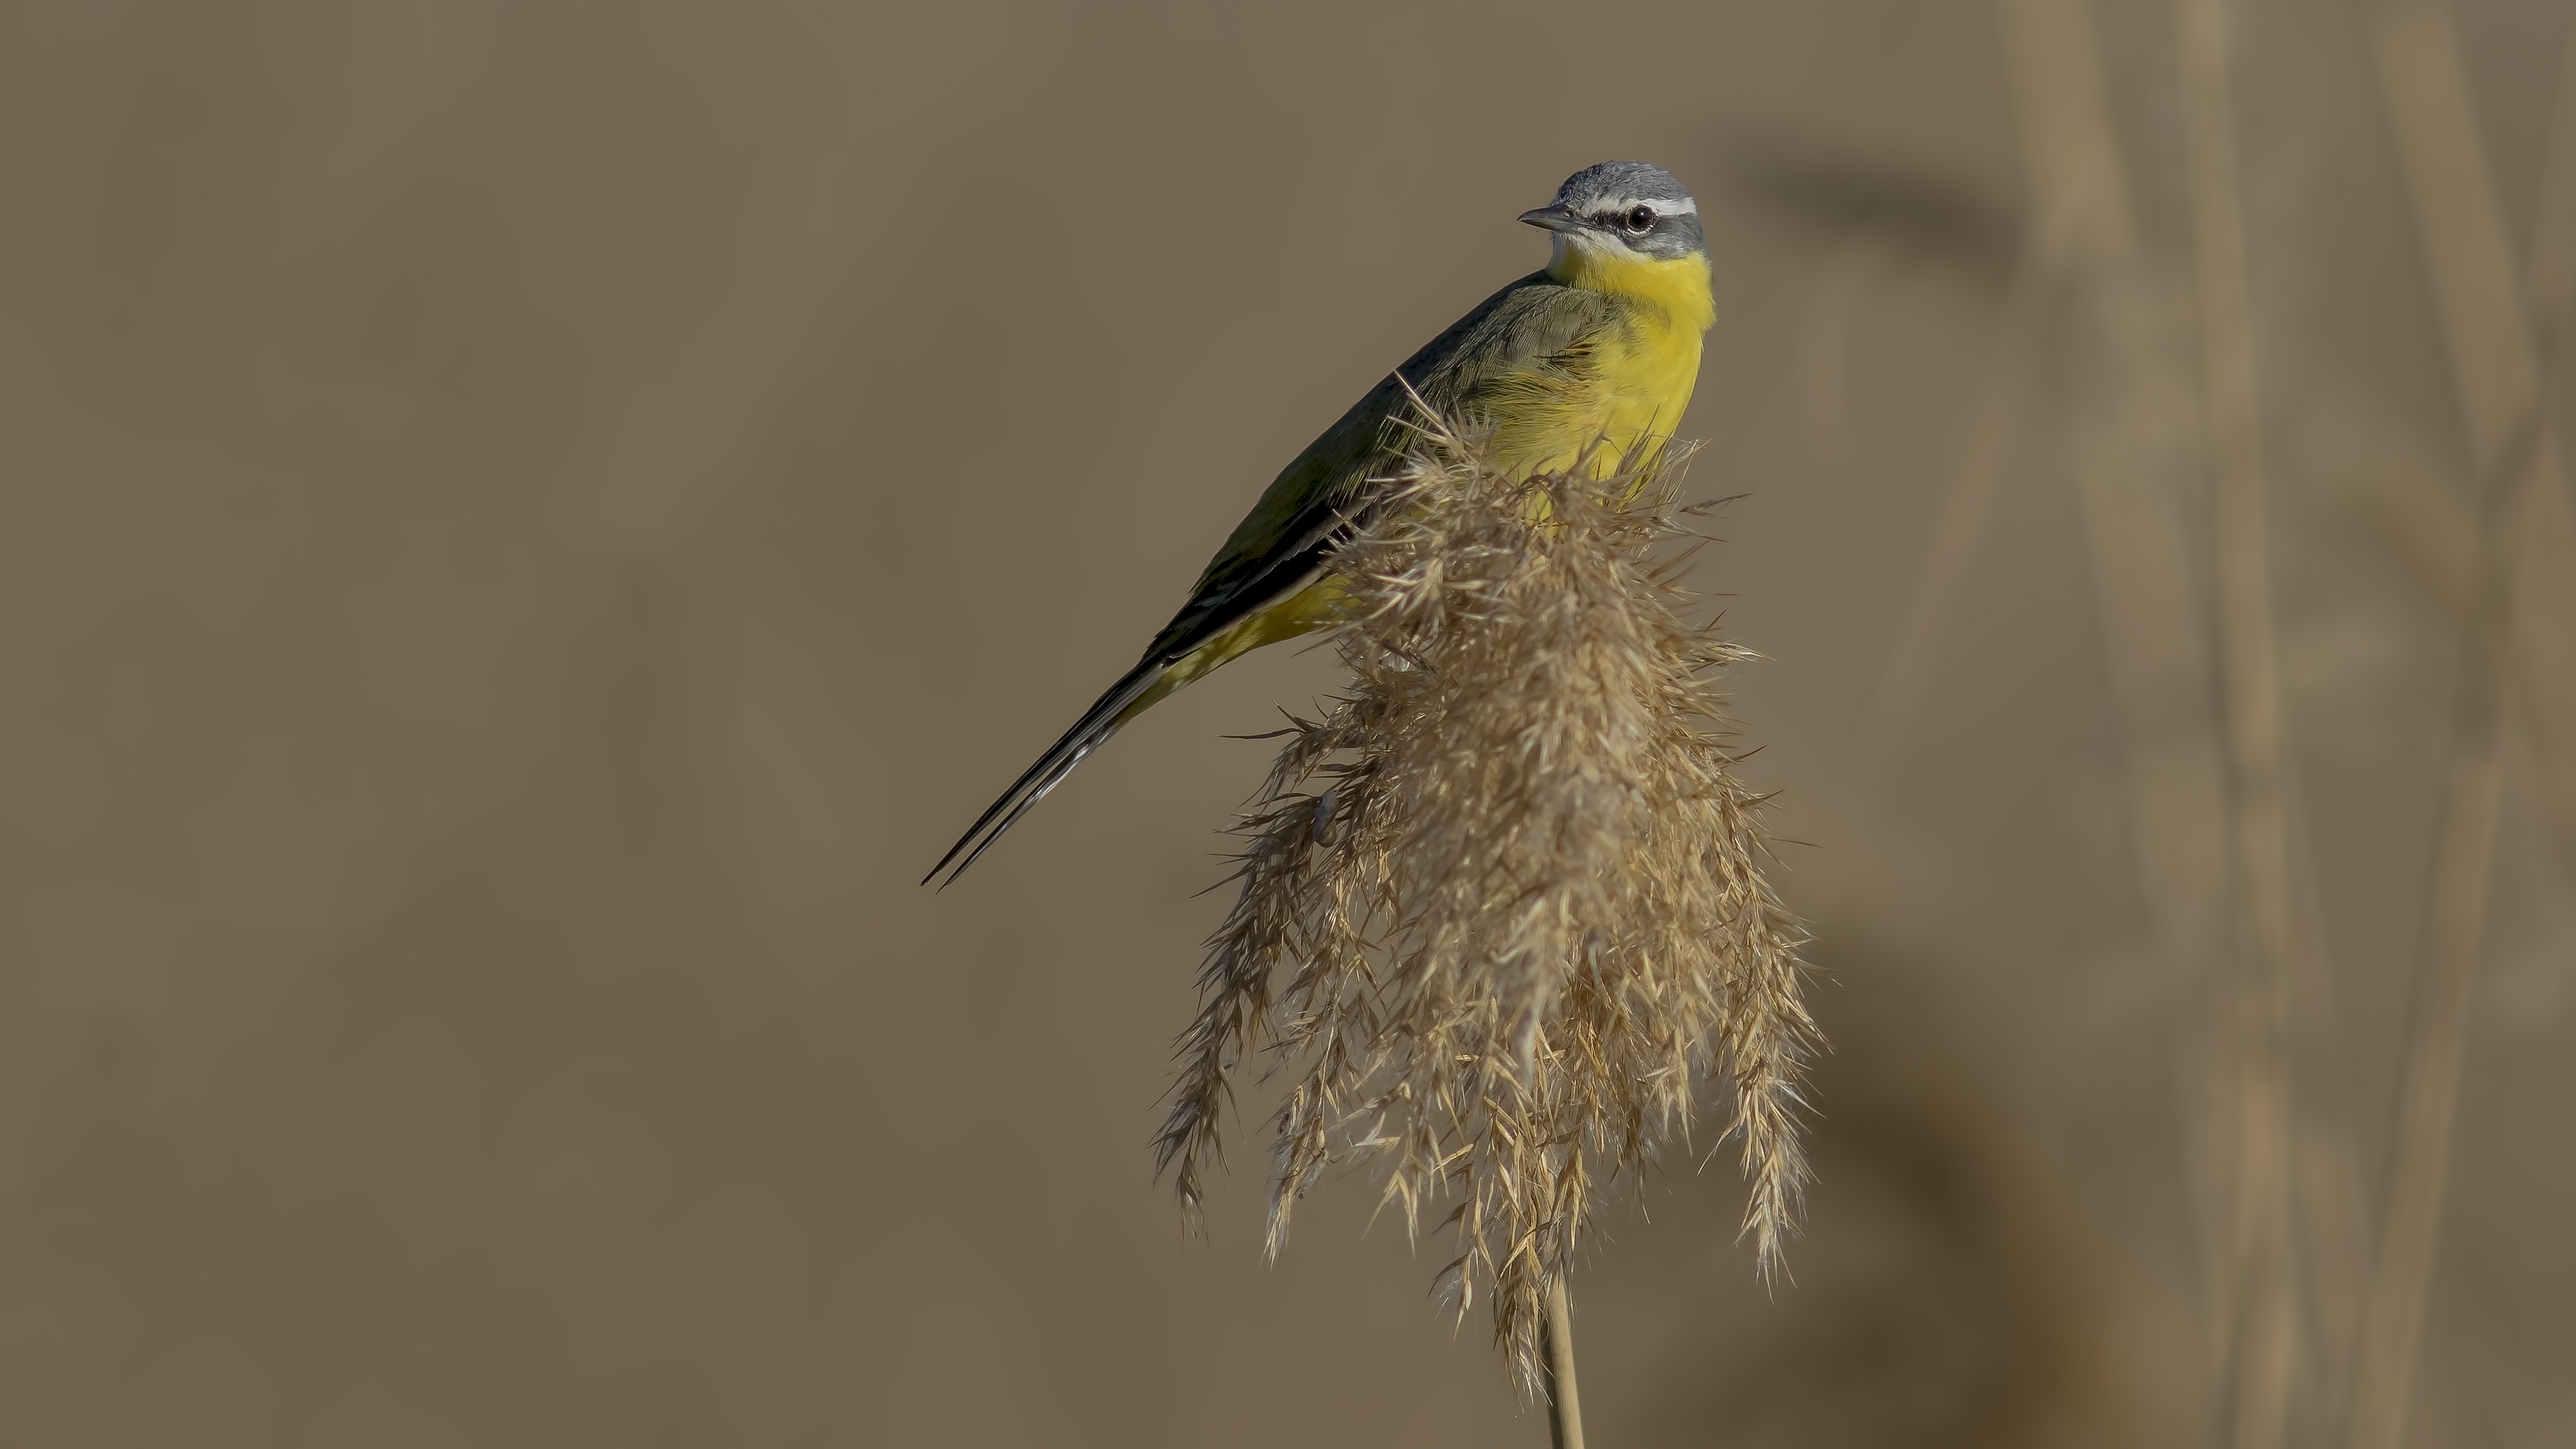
[1518,204,1582,233]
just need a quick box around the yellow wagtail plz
[928,161,1715,885]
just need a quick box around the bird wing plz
[925,273,1617,886]
[1142,272,1616,663]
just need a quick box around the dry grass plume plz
[1152,407,1817,1388]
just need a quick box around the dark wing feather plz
[921,657,1167,888]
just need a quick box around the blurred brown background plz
[3,0,2571,1444]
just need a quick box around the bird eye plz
[1624,205,1656,232]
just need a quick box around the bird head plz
[1519,160,1708,266]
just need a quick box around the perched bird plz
[926,160,1716,885]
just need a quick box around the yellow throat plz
[1538,235,1715,473]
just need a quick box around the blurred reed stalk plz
[1848,184,2059,787]
[2520,19,2576,877]
[1991,0,2247,1430]
[2535,26,2576,347]
[1155,407,1817,1406]
[2349,6,2576,1447]
[2173,0,2306,1444]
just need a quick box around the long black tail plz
[921,658,1169,888]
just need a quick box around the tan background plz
[2,1,2571,1444]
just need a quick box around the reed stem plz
[1541,1277,1585,1449]
[2174,0,2302,1443]
[2351,6,2564,1445]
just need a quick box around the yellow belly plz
[1489,339,1701,480]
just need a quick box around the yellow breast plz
[1509,242,1714,476]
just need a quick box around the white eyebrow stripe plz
[1587,195,1699,217]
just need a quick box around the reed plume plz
[1153,405,1817,1389]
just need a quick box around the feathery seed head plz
[1154,407,1819,1390]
